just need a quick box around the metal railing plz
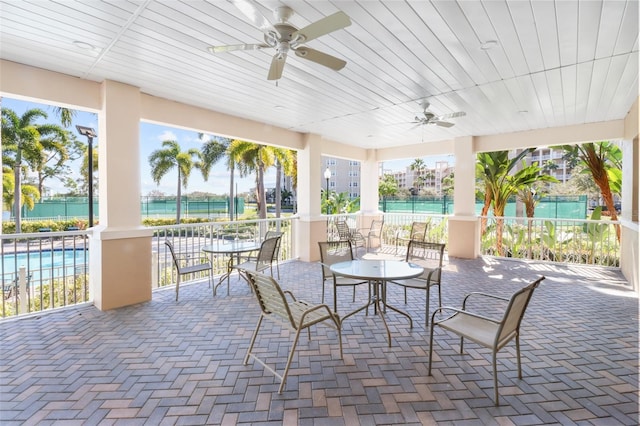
[480,215,621,266]
[1,230,90,319]
[152,217,297,289]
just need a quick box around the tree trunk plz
[13,163,22,233]
[176,169,182,224]
[275,161,282,220]
[257,166,266,219]
[480,187,491,235]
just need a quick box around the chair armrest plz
[284,290,297,302]
[462,291,509,309]
[431,306,502,325]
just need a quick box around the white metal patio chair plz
[428,276,545,405]
[387,240,445,326]
[243,270,343,393]
[164,240,212,301]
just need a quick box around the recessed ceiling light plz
[518,110,529,114]
[274,105,285,110]
[480,40,498,50]
[72,41,95,50]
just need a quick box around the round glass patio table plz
[330,259,423,347]
[202,241,261,296]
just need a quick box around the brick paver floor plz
[1,253,637,425]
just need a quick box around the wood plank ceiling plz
[0,0,637,150]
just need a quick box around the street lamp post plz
[324,168,331,215]
[76,125,97,228]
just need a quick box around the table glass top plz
[202,240,261,253]
[330,259,424,281]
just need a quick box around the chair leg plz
[280,326,303,394]
[244,315,264,365]
[493,350,499,406]
[352,286,356,302]
[516,333,522,379]
[175,275,180,301]
[428,321,435,375]
[425,286,430,327]
[404,287,407,304]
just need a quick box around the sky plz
[2,97,453,197]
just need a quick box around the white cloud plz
[158,130,177,141]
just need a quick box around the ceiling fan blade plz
[231,0,279,37]
[437,111,466,120]
[208,43,268,53]
[292,11,351,43]
[433,120,455,128]
[268,53,287,80]
[294,47,346,71]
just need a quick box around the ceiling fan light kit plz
[208,1,351,80]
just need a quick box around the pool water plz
[2,249,88,283]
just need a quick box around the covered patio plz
[1,255,637,425]
[0,1,638,423]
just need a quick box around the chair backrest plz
[334,220,352,241]
[369,219,384,237]
[410,222,428,241]
[496,277,545,345]
[164,240,181,270]
[257,235,281,265]
[318,241,354,280]
[245,270,296,328]
[405,240,445,282]
[265,231,283,260]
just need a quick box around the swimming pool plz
[1,248,88,283]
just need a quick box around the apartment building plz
[322,156,361,199]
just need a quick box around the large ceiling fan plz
[412,101,466,128]
[208,0,351,81]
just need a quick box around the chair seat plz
[388,276,438,290]
[437,312,500,348]
[334,277,368,286]
[234,260,269,273]
[179,263,211,275]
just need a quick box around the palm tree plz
[199,136,235,221]
[271,148,295,220]
[227,141,295,220]
[556,141,621,240]
[149,140,201,224]
[1,108,67,233]
[3,168,40,214]
[488,160,556,255]
[476,149,533,235]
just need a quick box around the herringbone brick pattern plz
[0,253,637,425]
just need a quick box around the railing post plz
[18,266,27,315]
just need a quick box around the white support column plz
[294,134,325,261]
[359,149,380,215]
[620,137,639,292]
[448,136,480,258]
[91,80,152,310]
[358,149,382,247]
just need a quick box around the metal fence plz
[13,196,246,221]
[479,215,620,266]
[152,217,297,291]
[380,195,588,219]
[1,230,90,319]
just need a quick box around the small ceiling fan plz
[208,0,351,81]
[412,101,466,128]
